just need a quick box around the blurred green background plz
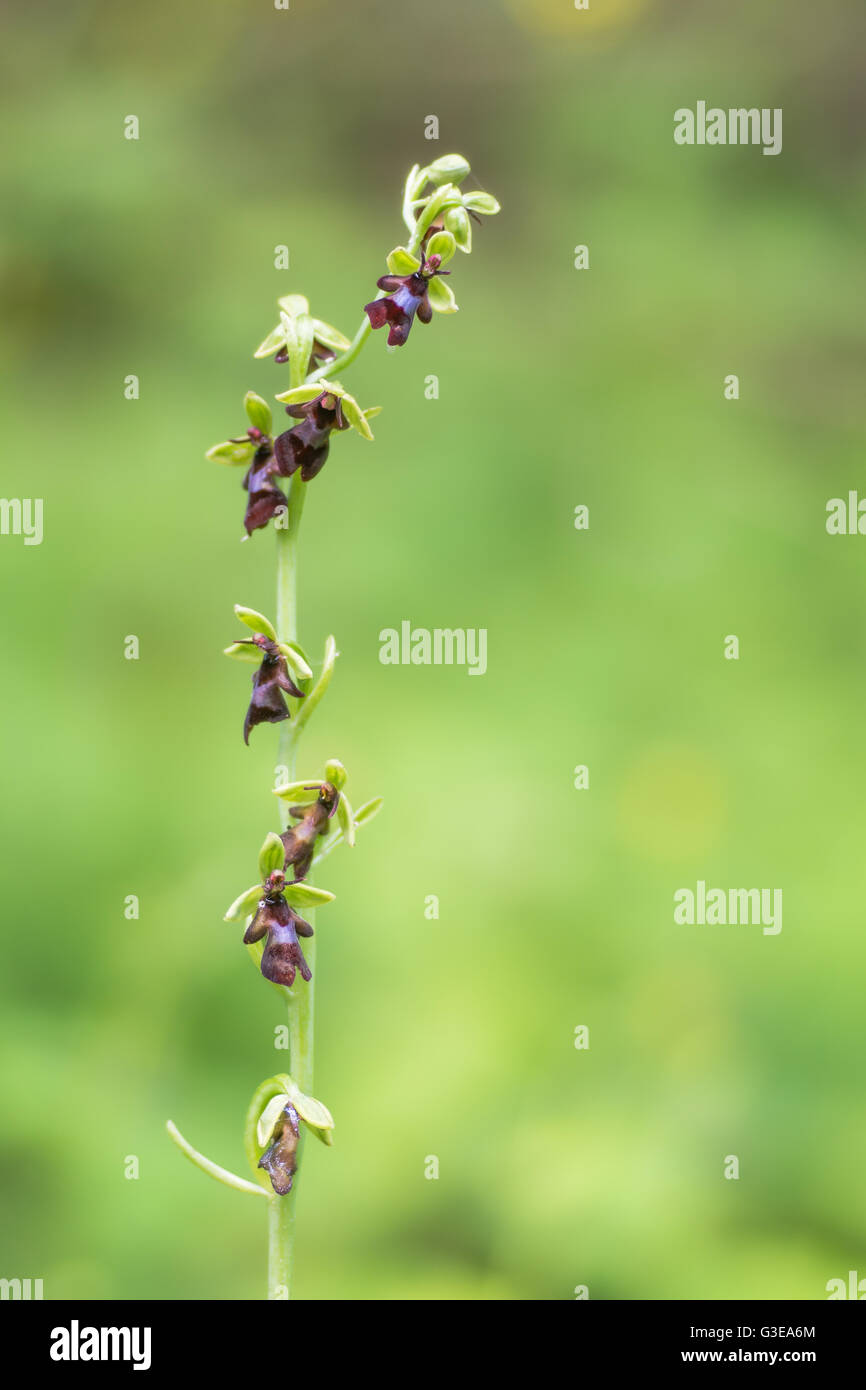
[1,0,865,1300]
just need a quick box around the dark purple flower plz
[364,254,449,347]
[280,781,340,881]
[257,1102,300,1195]
[234,430,287,536]
[243,869,314,987]
[272,392,349,483]
[235,634,305,745]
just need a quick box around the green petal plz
[224,885,263,921]
[283,882,335,909]
[427,277,459,314]
[223,642,260,663]
[206,439,255,466]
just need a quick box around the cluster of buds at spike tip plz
[253,295,352,378]
[223,606,314,744]
[252,1077,336,1196]
[364,153,500,348]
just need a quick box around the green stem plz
[268,468,315,1300]
[307,318,372,385]
[267,1193,296,1299]
[306,216,428,388]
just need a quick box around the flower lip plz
[242,641,305,745]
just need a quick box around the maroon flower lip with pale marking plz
[273,390,350,483]
[233,634,305,744]
[243,869,314,988]
[233,429,286,536]
[364,254,449,347]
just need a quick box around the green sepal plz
[253,323,286,360]
[336,791,355,848]
[311,317,351,352]
[273,780,321,804]
[234,604,277,640]
[339,392,374,441]
[224,884,264,922]
[425,230,456,265]
[274,383,324,407]
[277,294,311,318]
[283,309,315,388]
[276,379,373,441]
[206,439,255,466]
[244,391,272,435]
[387,246,421,275]
[256,1093,293,1148]
[271,1078,335,1145]
[324,759,347,790]
[223,642,261,663]
[462,191,501,215]
[445,204,472,252]
[284,882,335,909]
[258,831,285,880]
[427,277,459,314]
[276,641,313,682]
[424,153,471,186]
